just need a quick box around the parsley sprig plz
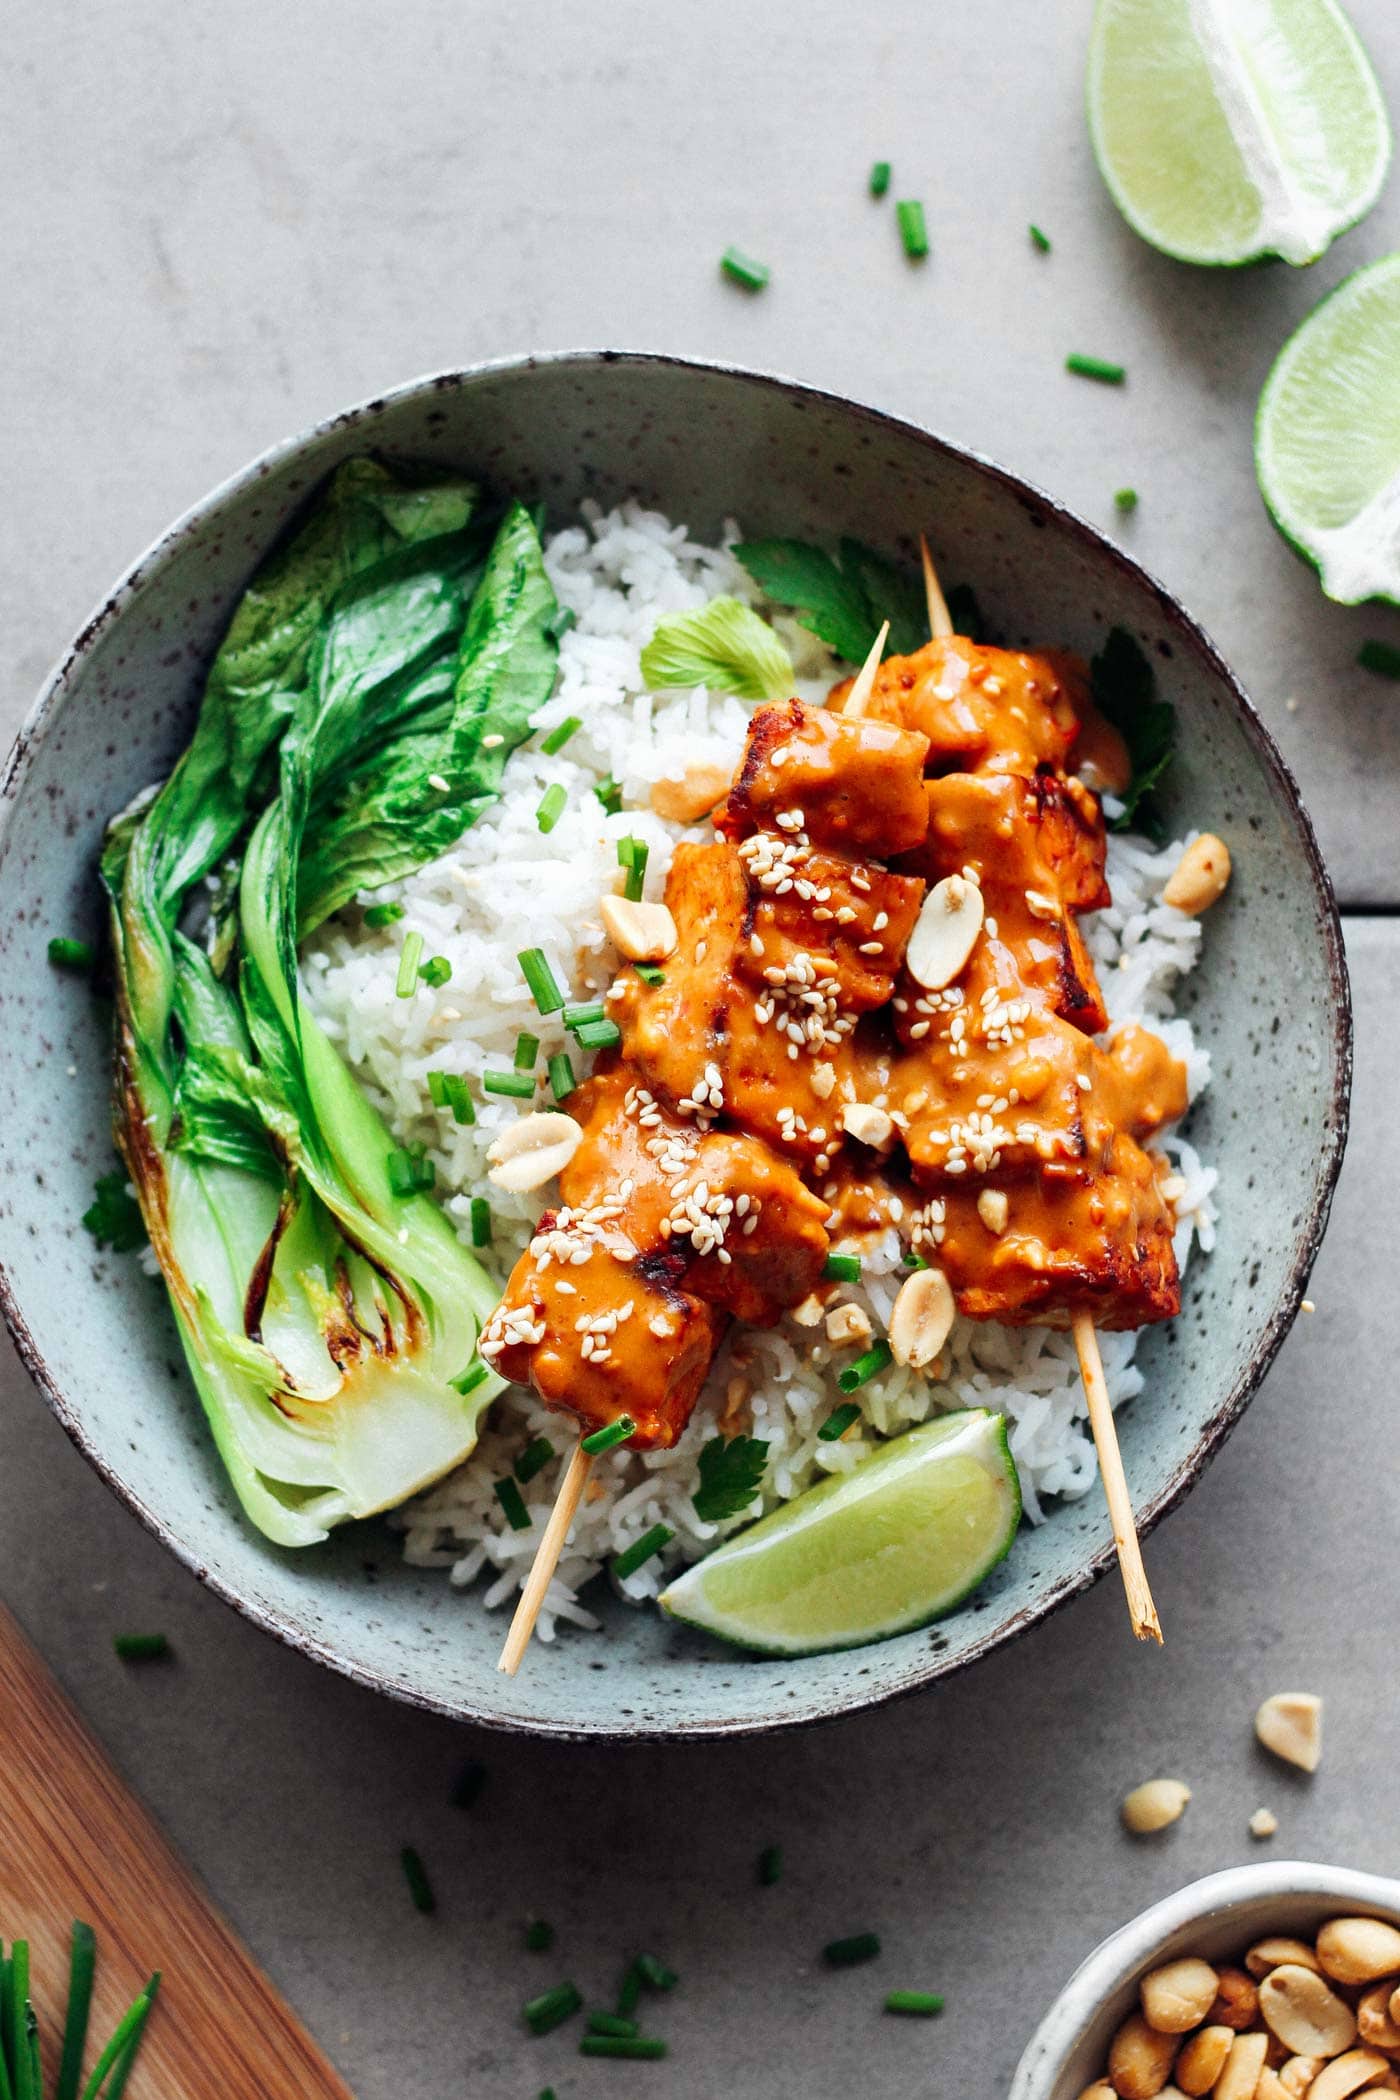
[81,1172,147,1254]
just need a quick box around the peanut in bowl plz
[1010,1865,1400,2100]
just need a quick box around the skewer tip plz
[919,533,955,641]
[844,619,890,718]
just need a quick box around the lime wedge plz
[1087,0,1391,267]
[658,1409,1020,1657]
[1256,253,1400,604]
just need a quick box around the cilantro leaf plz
[640,596,793,702]
[733,539,881,665]
[1090,627,1176,837]
[82,1170,147,1253]
[837,539,928,657]
[691,1433,769,1523]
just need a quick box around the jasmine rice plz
[301,501,1217,1640]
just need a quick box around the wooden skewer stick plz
[1072,1312,1162,1643]
[919,530,1162,1643]
[842,619,890,718]
[498,1442,595,1674]
[920,533,954,640]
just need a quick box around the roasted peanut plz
[1176,2027,1235,2095]
[1309,2049,1393,2100]
[1215,2033,1269,2100]
[1121,1779,1191,1834]
[888,1266,955,1368]
[1108,2012,1180,2098]
[1141,1959,1220,2035]
[1210,1969,1261,2031]
[1259,1965,1358,2060]
[1357,1986,1400,2051]
[1162,833,1231,914]
[1280,2058,1325,2098]
[1255,1691,1323,1772]
[598,894,678,961]
[1257,2071,1293,2100]
[1248,1941,1323,1981]
[649,763,732,824]
[841,1103,895,1151]
[486,1111,583,1192]
[1317,1920,1400,1988]
[1077,2085,1118,2100]
[906,874,984,989]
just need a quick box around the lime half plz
[1087,0,1391,267]
[1256,253,1400,604]
[659,1409,1020,1657]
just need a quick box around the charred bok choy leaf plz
[103,462,560,1546]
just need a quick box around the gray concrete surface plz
[3,3,1399,2095]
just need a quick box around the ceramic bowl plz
[0,352,1350,1738]
[1011,1861,1400,2100]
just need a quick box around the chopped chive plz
[818,1402,861,1442]
[1029,222,1051,253]
[518,946,566,1015]
[546,604,577,642]
[470,1196,492,1247]
[84,1972,159,2100]
[1357,638,1400,679]
[427,1070,449,1108]
[758,1844,782,1886]
[581,1415,636,1455]
[451,1360,490,1397]
[593,775,623,816]
[574,1017,621,1051]
[1066,352,1126,384]
[612,1524,674,1580]
[885,1990,945,2016]
[112,1634,169,1662]
[838,1341,892,1392]
[539,2091,557,2100]
[364,901,404,928]
[587,2012,639,2039]
[548,1051,577,1102]
[524,1982,582,2037]
[525,1920,555,1953]
[617,835,649,901]
[634,1953,677,1992]
[387,1148,417,1197]
[869,159,891,197]
[896,199,929,259]
[451,1758,488,1808]
[400,1846,436,1914]
[515,1436,556,1484]
[494,1477,532,1531]
[902,1248,928,1270]
[514,1030,540,1071]
[395,930,424,996]
[721,245,769,292]
[536,783,567,833]
[823,1252,862,1282]
[580,2037,668,2060]
[823,1931,881,1967]
[633,962,665,986]
[419,954,452,989]
[48,936,95,972]
[1114,487,1139,513]
[563,1000,607,1030]
[57,1920,97,2100]
[540,716,582,755]
[616,1964,642,2018]
[427,1071,475,1124]
[482,1069,536,1098]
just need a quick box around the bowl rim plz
[1009,1860,1400,2099]
[0,348,1354,1739]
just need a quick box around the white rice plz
[301,502,1218,1640]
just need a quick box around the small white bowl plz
[1011,1862,1400,2100]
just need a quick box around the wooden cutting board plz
[0,1604,356,2097]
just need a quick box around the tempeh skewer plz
[916,534,1162,1645]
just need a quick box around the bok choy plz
[102,461,560,1546]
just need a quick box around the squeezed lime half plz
[659,1409,1021,1657]
[1256,253,1400,604]
[1087,0,1391,267]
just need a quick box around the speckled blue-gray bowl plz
[0,353,1350,1739]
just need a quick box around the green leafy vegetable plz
[733,538,929,664]
[1089,627,1176,835]
[692,1433,769,1522]
[99,464,556,1547]
[640,596,793,702]
[81,1173,147,1254]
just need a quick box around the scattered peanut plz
[824,1301,873,1347]
[1210,1970,1260,2032]
[906,873,984,990]
[1309,2050,1392,2100]
[1108,2012,1180,2098]
[1176,2026,1234,2094]
[888,1265,955,1368]
[841,1102,895,1151]
[1162,832,1231,914]
[977,1187,1010,1234]
[598,893,678,961]
[1316,1919,1400,1988]
[1255,1691,1323,1772]
[1120,1778,1191,1835]
[1248,1941,1322,1981]
[1250,1809,1279,1840]
[1259,1966,1357,2059]
[485,1111,583,1192]
[1357,1987,1400,2052]
[649,763,732,824]
[1141,1960,1220,2035]
[1216,2032,1269,2100]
